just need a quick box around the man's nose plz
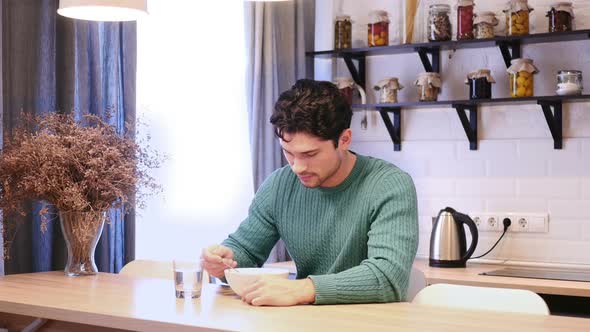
[291,158,307,174]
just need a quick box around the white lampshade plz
[57,0,148,22]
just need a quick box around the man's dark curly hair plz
[270,79,353,147]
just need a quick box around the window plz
[136,1,253,261]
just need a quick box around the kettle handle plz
[454,211,479,262]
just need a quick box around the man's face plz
[280,131,350,188]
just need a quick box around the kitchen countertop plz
[266,259,590,297]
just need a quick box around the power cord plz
[470,218,512,259]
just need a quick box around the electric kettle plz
[429,207,478,268]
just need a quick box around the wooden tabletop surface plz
[0,271,589,332]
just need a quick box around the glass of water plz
[173,260,203,299]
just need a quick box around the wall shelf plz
[308,30,590,151]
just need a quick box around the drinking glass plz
[173,260,203,299]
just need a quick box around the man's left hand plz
[241,277,315,306]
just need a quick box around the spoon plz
[223,261,239,272]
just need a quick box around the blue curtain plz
[1,0,136,274]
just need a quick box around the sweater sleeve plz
[221,174,280,268]
[308,171,419,305]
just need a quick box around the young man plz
[202,79,418,306]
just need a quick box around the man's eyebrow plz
[282,147,320,154]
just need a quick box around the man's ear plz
[339,129,352,149]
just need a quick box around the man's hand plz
[200,244,237,279]
[241,277,316,306]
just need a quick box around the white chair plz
[405,267,427,302]
[119,259,174,279]
[119,259,214,283]
[412,283,550,315]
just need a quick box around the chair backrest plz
[119,259,174,280]
[412,283,550,315]
[405,267,427,302]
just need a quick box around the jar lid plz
[507,58,539,74]
[465,69,496,84]
[430,4,451,12]
[456,0,474,7]
[369,10,390,24]
[335,15,351,21]
[557,70,582,75]
[548,2,574,17]
[504,0,534,13]
[374,77,404,91]
[414,72,442,88]
[474,11,499,25]
[334,77,355,89]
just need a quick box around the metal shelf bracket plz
[496,40,522,68]
[453,104,478,150]
[538,100,563,149]
[415,47,440,73]
[342,54,366,88]
[377,107,402,151]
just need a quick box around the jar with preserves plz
[504,0,533,36]
[334,77,367,105]
[457,0,475,40]
[507,58,538,98]
[556,70,583,96]
[334,15,352,49]
[428,4,452,41]
[547,2,574,33]
[465,69,495,100]
[414,72,442,102]
[368,10,389,47]
[474,11,498,39]
[374,77,404,103]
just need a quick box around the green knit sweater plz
[222,153,418,305]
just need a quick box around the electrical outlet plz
[502,213,549,233]
[470,213,501,232]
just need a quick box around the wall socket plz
[469,212,549,233]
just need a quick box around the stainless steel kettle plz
[429,207,478,268]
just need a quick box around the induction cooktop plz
[481,267,590,282]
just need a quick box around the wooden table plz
[0,272,589,331]
[267,260,590,297]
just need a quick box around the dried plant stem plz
[60,211,105,275]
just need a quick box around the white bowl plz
[224,268,289,296]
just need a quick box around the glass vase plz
[59,211,106,276]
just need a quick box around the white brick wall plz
[318,0,590,266]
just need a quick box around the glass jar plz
[334,77,367,105]
[474,11,498,39]
[457,0,475,40]
[334,15,352,49]
[428,4,452,41]
[507,58,538,98]
[556,70,583,96]
[368,10,389,47]
[504,0,533,36]
[415,72,441,101]
[374,78,404,103]
[466,69,495,100]
[547,2,574,33]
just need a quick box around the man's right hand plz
[201,244,237,278]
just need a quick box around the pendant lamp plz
[57,0,148,22]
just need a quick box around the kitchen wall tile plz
[517,178,580,199]
[428,159,486,177]
[488,158,548,177]
[414,178,455,197]
[418,198,485,218]
[455,178,516,197]
[549,200,590,218]
[456,140,517,161]
[582,178,590,199]
[549,159,590,177]
[485,198,547,212]
[518,140,581,161]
